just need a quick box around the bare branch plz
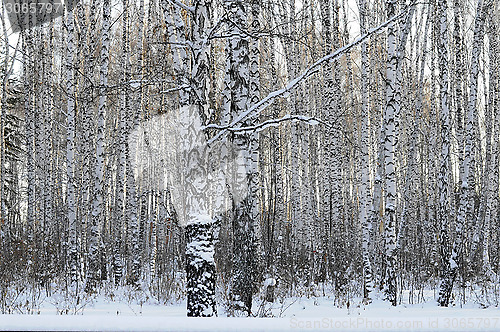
[206,7,410,145]
[206,114,326,133]
[161,84,190,94]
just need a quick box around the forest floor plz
[0,287,499,331]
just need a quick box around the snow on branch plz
[161,84,190,94]
[205,114,325,133]
[206,7,410,145]
[168,0,194,13]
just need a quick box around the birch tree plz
[357,0,374,303]
[483,6,499,281]
[438,0,487,307]
[65,0,79,295]
[383,0,398,306]
[436,0,452,307]
[226,0,261,316]
[86,0,110,293]
[185,0,217,317]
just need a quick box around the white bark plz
[86,0,110,293]
[436,0,452,307]
[439,0,487,307]
[185,0,217,317]
[482,14,498,281]
[383,0,398,307]
[357,0,373,302]
[65,2,78,293]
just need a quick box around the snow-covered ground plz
[1,290,499,331]
[3,301,500,331]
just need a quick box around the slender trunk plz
[481,14,498,281]
[86,0,110,293]
[436,0,452,307]
[65,1,79,294]
[357,0,373,303]
[438,0,486,306]
[226,0,260,316]
[383,0,398,307]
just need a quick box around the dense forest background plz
[0,0,499,317]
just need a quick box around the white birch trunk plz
[438,0,486,306]
[86,0,110,293]
[357,0,373,303]
[65,2,79,294]
[436,0,452,307]
[481,14,498,281]
[383,0,398,306]
[185,0,217,317]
